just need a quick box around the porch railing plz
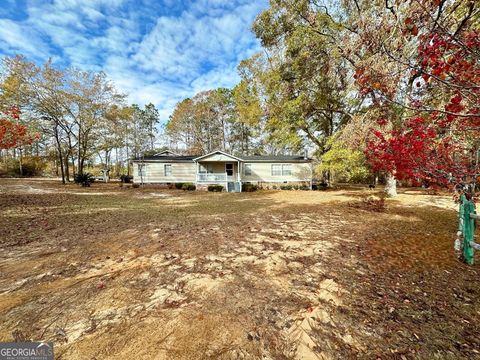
[197,173,228,182]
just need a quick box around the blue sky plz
[0,0,268,122]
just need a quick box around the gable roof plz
[193,150,243,162]
[154,150,179,156]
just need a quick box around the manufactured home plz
[131,150,313,192]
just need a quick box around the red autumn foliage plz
[365,28,480,187]
[0,106,39,149]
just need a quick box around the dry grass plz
[0,179,479,359]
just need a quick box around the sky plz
[0,0,268,123]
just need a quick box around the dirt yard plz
[0,179,479,359]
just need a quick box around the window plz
[244,163,252,176]
[271,164,291,176]
[282,164,292,176]
[199,164,213,173]
[271,164,282,176]
[226,163,233,176]
[138,164,146,177]
[164,164,172,176]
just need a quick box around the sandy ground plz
[0,179,479,359]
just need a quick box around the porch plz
[195,161,242,192]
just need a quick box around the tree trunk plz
[54,125,66,184]
[71,153,76,177]
[65,156,70,182]
[385,172,397,197]
[18,148,23,176]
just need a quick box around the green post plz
[460,195,475,265]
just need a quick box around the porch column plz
[195,161,198,188]
[237,160,241,192]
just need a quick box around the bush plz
[21,156,48,176]
[208,184,224,192]
[300,185,309,190]
[174,182,184,189]
[242,183,258,192]
[182,183,196,191]
[74,172,95,187]
[272,185,277,190]
[132,183,140,188]
[0,156,48,177]
[312,182,328,191]
[120,174,133,183]
[280,184,293,190]
[292,184,299,190]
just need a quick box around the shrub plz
[0,156,48,177]
[280,184,293,190]
[120,174,133,183]
[292,184,300,190]
[208,184,224,192]
[300,185,309,190]
[74,172,95,187]
[242,183,258,192]
[312,182,328,191]
[21,156,48,176]
[132,183,140,188]
[272,185,277,190]
[175,182,184,190]
[182,183,196,191]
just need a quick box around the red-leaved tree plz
[364,12,479,192]
[0,106,39,149]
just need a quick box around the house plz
[131,150,313,192]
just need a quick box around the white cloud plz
[0,0,267,123]
[0,19,50,59]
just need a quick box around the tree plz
[0,106,38,149]
[1,55,125,181]
[0,106,39,175]
[251,0,362,181]
[358,1,480,191]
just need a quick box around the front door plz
[225,163,234,178]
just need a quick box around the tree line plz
[0,56,160,182]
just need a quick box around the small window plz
[226,163,233,176]
[164,164,172,176]
[271,164,282,176]
[282,164,292,176]
[138,164,146,177]
[244,163,252,176]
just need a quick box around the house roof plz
[241,155,310,162]
[131,155,198,162]
[132,152,311,162]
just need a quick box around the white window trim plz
[244,163,252,176]
[164,164,172,176]
[282,164,292,176]
[271,164,282,176]
[271,164,292,176]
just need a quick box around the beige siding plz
[242,162,312,183]
[133,161,196,183]
[132,160,312,184]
